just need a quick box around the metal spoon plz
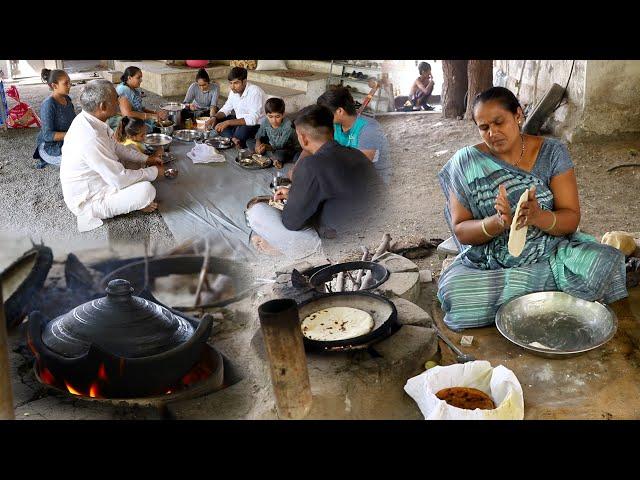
[433,326,476,363]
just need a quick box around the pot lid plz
[160,102,184,111]
[42,279,195,359]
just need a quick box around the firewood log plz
[371,233,392,261]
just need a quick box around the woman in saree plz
[437,87,627,331]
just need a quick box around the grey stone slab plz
[378,272,421,302]
[370,325,437,367]
[375,252,419,273]
[437,236,460,257]
[391,297,433,327]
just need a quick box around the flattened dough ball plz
[508,188,530,257]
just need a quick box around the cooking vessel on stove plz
[297,291,400,352]
[27,279,213,397]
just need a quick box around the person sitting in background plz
[246,105,380,258]
[437,86,627,331]
[61,80,165,232]
[107,66,166,132]
[183,68,219,118]
[115,116,149,154]
[317,86,391,184]
[206,67,266,148]
[409,61,435,110]
[34,69,76,168]
[247,97,300,169]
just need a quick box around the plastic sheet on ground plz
[155,141,288,260]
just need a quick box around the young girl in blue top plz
[34,69,76,168]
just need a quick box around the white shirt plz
[219,83,266,126]
[60,110,158,232]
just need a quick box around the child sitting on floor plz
[115,116,148,153]
[247,97,300,169]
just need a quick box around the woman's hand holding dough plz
[516,186,542,230]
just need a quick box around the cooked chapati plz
[301,307,374,341]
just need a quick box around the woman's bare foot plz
[250,234,281,255]
[140,201,158,213]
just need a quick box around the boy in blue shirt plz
[247,97,300,169]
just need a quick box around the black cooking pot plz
[27,279,213,398]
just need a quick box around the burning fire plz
[89,382,100,398]
[40,368,55,385]
[64,381,82,396]
[37,358,213,398]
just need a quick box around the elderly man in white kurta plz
[61,79,164,232]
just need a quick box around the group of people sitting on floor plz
[33,65,390,244]
[28,63,629,333]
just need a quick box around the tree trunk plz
[465,60,494,119]
[442,60,469,118]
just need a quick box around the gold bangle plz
[543,211,557,232]
[481,218,495,238]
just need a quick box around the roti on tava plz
[301,307,374,341]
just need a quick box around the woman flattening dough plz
[436,86,628,331]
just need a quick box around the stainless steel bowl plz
[495,291,617,358]
[173,129,204,142]
[144,133,173,147]
[156,120,175,136]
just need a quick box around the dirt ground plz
[1,82,638,262]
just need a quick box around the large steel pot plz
[160,102,187,129]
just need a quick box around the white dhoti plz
[246,202,322,260]
[70,182,156,232]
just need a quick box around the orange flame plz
[65,381,82,396]
[181,362,211,387]
[89,382,100,398]
[98,363,108,381]
[40,368,55,385]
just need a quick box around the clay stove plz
[27,279,221,400]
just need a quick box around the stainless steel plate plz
[495,291,617,358]
[144,133,173,147]
[173,129,204,142]
[205,136,234,149]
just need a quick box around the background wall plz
[580,60,640,138]
[494,60,587,141]
[494,60,640,141]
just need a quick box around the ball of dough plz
[601,231,637,256]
